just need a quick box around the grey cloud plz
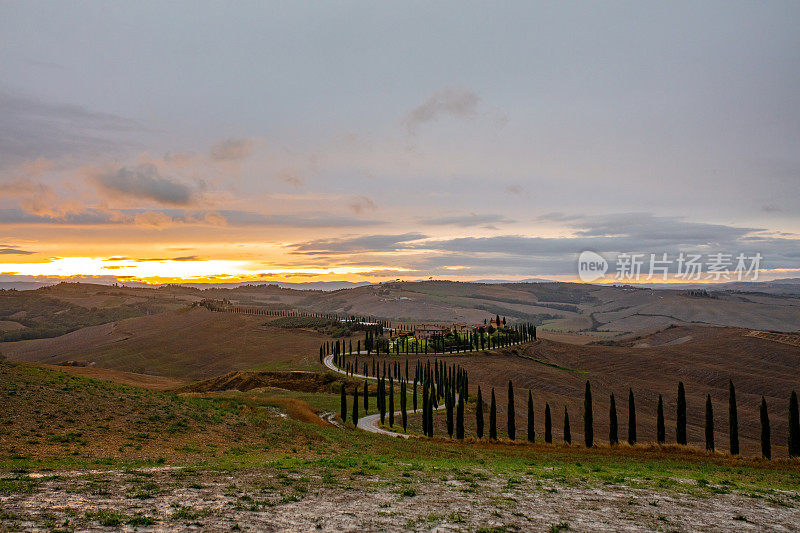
[0,92,140,167]
[420,213,514,227]
[348,196,376,214]
[92,164,193,205]
[218,210,384,228]
[405,88,480,133]
[209,138,253,161]
[542,213,761,243]
[0,246,35,255]
[290,233,427,255]
[285,212,799,276]
[0,208,382,228]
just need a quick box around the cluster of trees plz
[323,320,538,363]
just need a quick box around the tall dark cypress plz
[379,378,386,425]
[413,378,418,413]
[584,380,593,448]
[760,396,771,460]
[476,386,485,439]
[609,393,618,446]
[563,406,571,444]
[364,377,369,414]
[544,402,552,443]
[446,393,454,437]
[456,392,465,439]
[428,386,436,437]
[389,377,395,427]
[676,382,687,445]
[705,394,714,452]
[353,386,359,426]
[656,394,665,444]
[789,390,800,457]
[401,380,407,431]
[489,388,498,440]
[628,388,637,445]
[728,380,739,455]
[422,381,429,436]
[507,380,516,440]
[340,383,347,422]
[527,390,535,442]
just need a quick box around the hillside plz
[0,307,326,381]
[297,281,800,335]
[368,325,800,457]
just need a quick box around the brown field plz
[1,307,326,380]
[364,325,800,457]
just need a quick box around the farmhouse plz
[414,324,450,339]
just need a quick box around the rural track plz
[323,355,449,438]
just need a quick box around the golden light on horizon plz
[0,257,405,284]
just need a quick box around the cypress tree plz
[422,381,429,436]
[760,396,770,460]
[413,378,418,412]
[353,386,359,426]
[401,380,408,431]
[564,406,571,444]
[456,392,465,439]
[489,388,497,440]
[446,394,454,437]
[476,386,484,439]
[656,394,665,444]
[676,382,687,445]
[705,394,714,452]
[584,380,593,448]
[544,402,552,443]
[389,377,395,427]
[628,388,637,445]
[609,393,618,446]
[789,390,800,457]
[379,378,386,425]
[340,383,347,422]
[428,386,435,437]
[364,377,369,413]
[507,380,516,440]
[527,390,535,443]
[729,380,739,455]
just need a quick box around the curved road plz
[323,355,448,438]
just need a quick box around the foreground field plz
[2,361,799,531]
[3,459,799,532]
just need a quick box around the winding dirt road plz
[323,355,448,438]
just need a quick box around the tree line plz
[333,355,800,459]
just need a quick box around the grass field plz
[1,361,799,531]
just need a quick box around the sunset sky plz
[1,2,799,285]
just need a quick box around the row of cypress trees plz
[594,381,800,458]
[334,355,800,459]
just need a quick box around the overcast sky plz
[1,1,799,284]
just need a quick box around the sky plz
[1,1,799,285]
